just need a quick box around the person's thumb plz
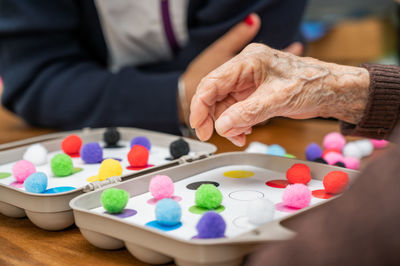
[214,96,270,138]
[212,13,261,54]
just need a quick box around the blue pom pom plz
[155,198,181,226]
[24,172,48,193]
[266,144,286,157]
[81,142,103,164]
[305,143,322,161]
[196,211,226,239]
[130,136,151,151]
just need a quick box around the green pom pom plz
[101,188,129,213]
[195,184,222,209]
[51,154,73,177]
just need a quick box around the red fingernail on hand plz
[244,15,253,26]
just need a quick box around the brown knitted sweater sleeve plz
[340,63,400,139]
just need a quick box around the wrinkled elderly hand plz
[190,43,370,146]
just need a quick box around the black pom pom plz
[334,161,346,168]
[313,157,328,164]
[169,138,190,159]
[104,127,120,146]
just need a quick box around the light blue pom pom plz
[267,144,286,156]
[24,172,48,193]
[155,198,181,226]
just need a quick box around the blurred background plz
[302,0,397,65]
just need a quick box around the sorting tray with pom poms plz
[0,127,216,230]
[70,152,358,266]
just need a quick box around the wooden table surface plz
[0,105,384,266]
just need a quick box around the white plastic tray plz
[70,152,358,266]
[0,127,216,230]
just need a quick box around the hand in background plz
[179,13,261,123]
[190,43,370,146]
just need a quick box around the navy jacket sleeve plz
[0,0,306,134]
[0,1,182,134]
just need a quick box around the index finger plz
[189,57,246,130]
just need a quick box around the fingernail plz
[215,116,233,134]
[243,15,253,26]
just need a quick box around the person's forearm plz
[320,62,370,124]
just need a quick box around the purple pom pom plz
[196,212,226,239]
[81,142,103,164]
[130,136,151,151]
[305,143,322,161]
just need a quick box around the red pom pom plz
[286,163,311,184]
[323,171,349,194]
[322,149,341,158]
[128,145,149,167]
[61,134,82,156]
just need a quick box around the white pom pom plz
[246,199,275,225]
[354,139,374,157]
[342,142,362,159]
[245,142,268,154]
[23,144,48,166]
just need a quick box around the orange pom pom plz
[128,145,149,167]
[286,163,311,184]
[323,171,349,194]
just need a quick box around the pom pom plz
[323,171,349,194]
[313,157,328,164]
[266,144,286,156]
[323,132,346,151]
[149,175,174,200]
[51,154,74,177]
[12,160,36,183]
[323,151,344,165]
[127,145,149,167]
[343,157,360,170]
[61,134,82,155]
[354,139,373,157]
[286,163,311,184]
[195,184,223,210]
[196,212,226,239]
[130,136,151,151]
[245,142,268,154]
[155,198,181,226]
[81,142,103,164]
[103,127,120,146]
[282,183,311,209]
[24,172,47,193]
[98,159,123,181]
[370,139,388,149]
[342,142,362,159]
[170,138,190,159]
[322,148,341,158]
[305,143,322,161]
[23,144,48,166]
[101,188,129,213]
[247,199,275,225]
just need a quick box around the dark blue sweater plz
[0,0,306,135]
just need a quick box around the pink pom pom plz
[323,132,346,151]
[12,160,36,183]
[370,139,388,149]
[323,151,344,165]
[343,157,360,170]
[282,183,311,209]
[149,175,174,200]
